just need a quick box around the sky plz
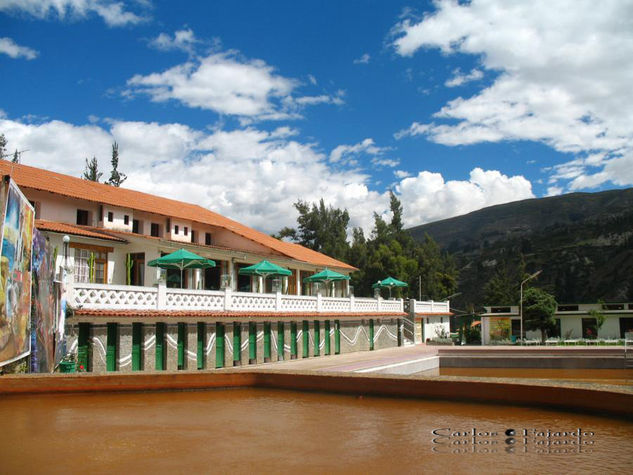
[1,0,632,235]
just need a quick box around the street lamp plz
[62,235,70,270]
[520,270,542,345]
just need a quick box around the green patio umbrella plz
[239,260,292,293]
[303,267,350,296]
[238,260,292,277]
[372,276,408,299]
[148,248,216,288]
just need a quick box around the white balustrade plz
[71,283,158,310]
[414,300,450,314]
[69,283,407,314]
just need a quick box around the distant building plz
[481,303,633,343]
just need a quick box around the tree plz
[83,156,102,182]
[12,149,19,163]
[107,141,127,187]
[285,199,350,261]
[523,287,557,343]
[0,134,7,159]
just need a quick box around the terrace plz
[68,281,411,314]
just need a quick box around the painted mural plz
[30,228,58,372]
[0,178,35,367]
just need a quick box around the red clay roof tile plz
[1,162,356,270]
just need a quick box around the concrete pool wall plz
[1,370,631,419]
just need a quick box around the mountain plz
[407,188,633,308]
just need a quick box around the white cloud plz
[354,53,370,64]
[0,0,148,26]
[391,0,633,191]
[330,138,389,164]
[0,115,539,234]
[126,51,342,120]
[546,186,563,196]
[394,170,410,179]
[371,157,399,168]
[444,68,483,87]
[397,168,534,226]
[0,37,38,60]
[0,116,389,233]
[149,29,198,54]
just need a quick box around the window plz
[184,226,188,236]
[151,223,160,237]
[124,215,129,225]
[29,201,41,219]
[205,232,212,245]
[76,209,89,226]
[107,211,113,222]
[174,225,179,234]
[132,219,140,234]
[582,318,597,339]
[72,244,111,283]
[190,230,196,243]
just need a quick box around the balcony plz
[69,282,406,314]
[413,299,450,314]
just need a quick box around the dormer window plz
[174,225,179,234]
[124,215,129,225]
[107,212,113,222]
[184,227,188,236]
[76,209,89,226]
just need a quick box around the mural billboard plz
[0,177,35,367]
[30,228,57,373]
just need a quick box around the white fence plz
[70,282,407,314]
[413,299,450,314]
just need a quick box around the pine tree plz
[0,134,7,159]
[107,141,127,187]
[83,157,102,182]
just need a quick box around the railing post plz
[399,298,404,312]
[317,292,322,313]
[350,294,355,312]
[276,291,282,312]
[157,282,166,310]
[224,287,232,311]
[377,296,382,312]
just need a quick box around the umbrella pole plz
[180,268,183,289]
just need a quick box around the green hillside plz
[408,188,633,308]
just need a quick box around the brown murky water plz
[1,388,632,474]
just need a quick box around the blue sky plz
[1,1,632,234]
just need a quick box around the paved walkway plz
[245,345,439,373]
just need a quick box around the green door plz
[197,322,205,370]
[277,322,284,361]
[335,320,341,354]
[155,323,166,370]
[249,322,257,364]
[215,323,225,368]
[369,319,375,351]
[177,322,186,370]
[314,320,320,356]
[132,323,142,371]
[106,323,117,372]
[324,320,331,355]
[233,322,241,366]
[290,322,297,359]
[264,322,271,362]
[77,322,90,371]
[302,320,309,358]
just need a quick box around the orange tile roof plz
[1,162,356,271]
[35,219,127,243]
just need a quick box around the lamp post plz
[62,234,70,270]
[520,270,542,345]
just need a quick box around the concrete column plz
[91,324,107,373]
[186,323,197,371]
[295,269,301,295]
[166,324,179,371]
[119,324,133,373]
